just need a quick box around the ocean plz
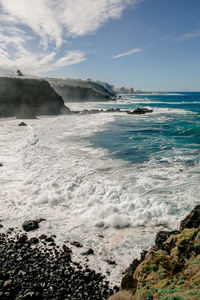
[0,92,200,285]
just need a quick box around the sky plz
[0,0,199,91]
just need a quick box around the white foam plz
[0,112,199,286]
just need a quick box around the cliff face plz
[52,84,111,102]
[48,78,116,102]
[0,77,70,118]
[109,206,200,300]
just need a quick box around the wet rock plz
[107,260,116,265]
[18,122,27,126]
[70,241,83,248]
[62,244,72,254]
[0,232,113,299]
[22,220,39,232]
[39,234,47,240]
[29,237,39,245]
[106,108,117,113]
[0,163,3,167]
[81,248,94,256]
[180,205,200,230]
[16,234,28,245]
[127,108,153,115]
[45,237,54,243]
[98,234,104,238]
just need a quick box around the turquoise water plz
[89,93,200,165]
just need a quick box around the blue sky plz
[0,0,199,91]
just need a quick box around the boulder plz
[18,122,27,126]
[127,108,153,115]
[81,248,94,256]
[70,241,82,248]
[22,220,39,232]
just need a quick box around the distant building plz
[115,88,121,93]
[135,90,142,94]
[114,87,134,94]
[120,87,126,94]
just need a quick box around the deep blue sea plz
[89,92,200,165]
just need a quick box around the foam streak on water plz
[0,93,200,285]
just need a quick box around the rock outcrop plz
[109,205,200,300]
[0,77,70,118]
[48,78,116,102]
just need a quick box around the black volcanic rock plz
[0,231,113,299]
[126,108,153,115]
[18,122,27,126]
[22,220,39,232]
[70,241,83,248]
[0,77,70,118]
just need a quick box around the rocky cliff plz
[109,205,200,300]
[0,77,70,118]
[48,78,116,102]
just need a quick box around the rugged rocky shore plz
[109,205,200,300]
[0,207,199,299]
[0,76,153,119]
[0,222,114,299]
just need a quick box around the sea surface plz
[0,92,200,285]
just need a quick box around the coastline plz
[1,92,200,295]
[0,206,199,299]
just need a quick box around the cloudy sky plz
[0,0,199,90]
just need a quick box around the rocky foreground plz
[0,207,200,299]
[0,225,114,299]
[109,205,200,300]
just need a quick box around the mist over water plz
[0,92,200,285]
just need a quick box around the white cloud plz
[112,48,142,59]
[0,0,139,75]
[176,29,200,42]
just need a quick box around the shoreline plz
[0,223,114,300]
[0,206,199,299]
[1,107,199,286]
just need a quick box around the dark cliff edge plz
[109,205,200,300]
[0,77,70,118]
[52,84,112,102]
[48,78,116,102]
